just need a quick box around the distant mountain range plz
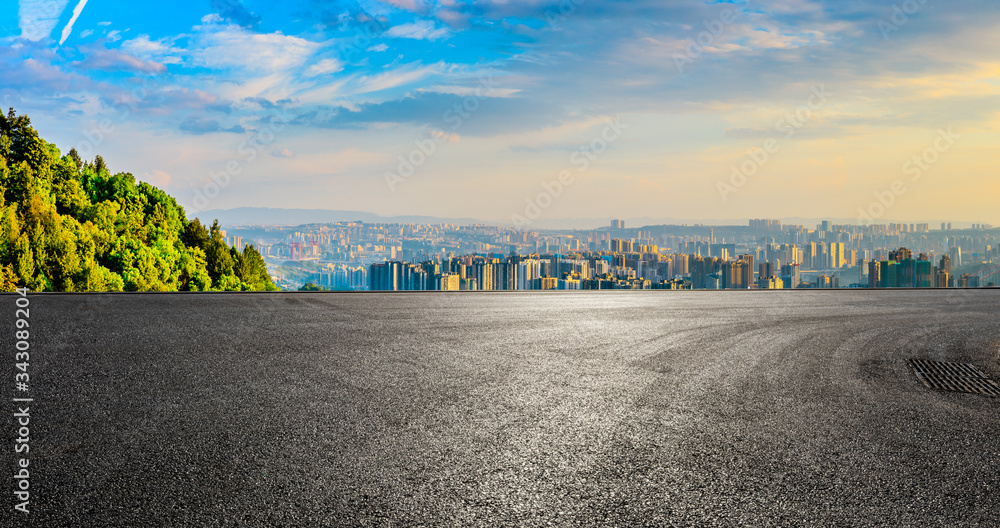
[196,208,484,227]
[198,208,963,231]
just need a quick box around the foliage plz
[0,109,278,292]
[298,282,327,291]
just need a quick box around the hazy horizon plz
[197,206,997,231]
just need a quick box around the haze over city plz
[4,0,1000,224]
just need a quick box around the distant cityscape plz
[220,219,1000,291]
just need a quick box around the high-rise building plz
[829,242,845,268]
[949,246,962,267]
[739,254,754,288]
[915,259,933,288]
[889,247,912,262]
[804,242,817,269]
[938,254,951,275]
[868,260,880,288]
[781,263,801,289]
[762,276,784,289]
[758,262,776,280]
[439,272,460,291]
[369,261,402,290]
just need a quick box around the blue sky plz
[3,0,1000,225]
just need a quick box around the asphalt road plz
[3,290,1000,526]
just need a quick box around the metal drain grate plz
[906,358,1000,396]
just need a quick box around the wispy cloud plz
[306,58,345,77]
[385,20,449,41]
[18,0,70,41]
[351,61,444,94]
[178,116,246,135]
[300,90,573,136]
[120,34,184,65]
[58,0,89,45]
[74,47,165,73]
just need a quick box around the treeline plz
[0,109,277,292]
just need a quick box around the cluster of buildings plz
[315,265,368,290]
[367,245,993,291]
[370,254,691,291]
[223,218,1000,291]
[866,250,982,288]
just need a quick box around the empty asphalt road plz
[3,290,1000,526]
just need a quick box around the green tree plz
[234,244,276,291]
[204,220,234,284]
[0,109,277,292]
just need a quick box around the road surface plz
[4,290,999,526]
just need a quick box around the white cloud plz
[123,23,321,76]
[18,0,70,41]
[191,23,320,73]
[386,20,449,41]
[58,0,89,45]
[272,148,295,158]
[367,43,388,52]
[121,34,184,65]
[353,61,444,94]
[306,58,345,77]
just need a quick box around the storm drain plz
[906,358,1000,396]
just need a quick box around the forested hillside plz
[0,109,277,292]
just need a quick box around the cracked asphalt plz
[3,290,1000,526]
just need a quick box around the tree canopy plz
[0,108,278,292]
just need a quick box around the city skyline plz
[227,217,1000,290]
[4,1,1000,225]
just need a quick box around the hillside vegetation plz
[0,109,277,292]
